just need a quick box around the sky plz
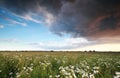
[0,0,120,51]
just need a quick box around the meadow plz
[0,51,120,78]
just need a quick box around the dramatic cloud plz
[52,0,120,38]
[0,0,120,40]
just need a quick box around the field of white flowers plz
[0,52,120,78]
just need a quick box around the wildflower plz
[75,67,80,73]
[60,69,69,75]
[93,70,99,74]
[114,72,120,78]
[59,66,64,70]
[49,75,52,78]
[23,67,26,70]
[46,62,51,66]
[114,76,120,78]
[28,67,33,72]
[115,72,120,76]
[16,73,20,78]
[89,74,95,78]
[70,65,74,69]
[9,72,13,75]
[86,66,90,69]
[93,66,99,70]
[55,75,60,78]
[68,75,73,78]
[75,68,84,74]
[65,66,69,71]
[72,73,77,78]
[93,66,99,74]
[82,72,89,78]
[30,63,34,66]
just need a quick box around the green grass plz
[0,51,120,78]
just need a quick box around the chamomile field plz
[0,51,120,78]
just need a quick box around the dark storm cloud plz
[0,0,120,38]
[0,0,66,15]
[51,0,120,38]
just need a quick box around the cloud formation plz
[29,37,91,50]
[0,0,120,40]
[0,38,91,51]
[51,0,120,38]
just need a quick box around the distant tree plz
[93,50,96,52]
[50,50,54,52]
[84,50,87,52]
[89,50,92,52]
